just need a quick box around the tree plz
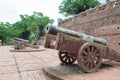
[59,0,100,16]
[24,12,54,44]
[13,15,31,40]
[13,21,27,38]
[0,22,19,44]
[13,12,54,44]
[0,22,6,44]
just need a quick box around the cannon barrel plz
[46,24,107,45]
[13,37,30,43]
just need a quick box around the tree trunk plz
[35,25,43,45]
[0,36,3,45]
[20,31,30,40]
[38,25,43,40]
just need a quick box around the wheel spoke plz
[86,47,90,53]
[61,54,67,59]
[88,63,93,69]
[84,61,89,67]
[95,57,101,63]
[89,63,94,69]
[93,49,97,53]
[65,56,68,62]
[69,57,71,63]
[82,55,87,60]
[72,57,76,60]
[95,53,100,56]
[83,51,88,56]
[86,62,91,69]
[91,46,95,52]
[88,63,91,69]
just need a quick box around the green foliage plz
[0,12,54,44]
[19,12,54,41]
[28,32,36,42]
[26,12,54,33]
[0,22,19,44]
[59,0,100,16]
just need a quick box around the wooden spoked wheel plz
[77,42,102,72]
[59,51,77,65]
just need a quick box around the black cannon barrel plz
[13,37,30,43]
[46,24,107,45]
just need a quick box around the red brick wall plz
[59,1,120,52]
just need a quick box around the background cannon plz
[13,37,39,50]
[44,25,120,73]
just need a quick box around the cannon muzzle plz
[46,24,107,45]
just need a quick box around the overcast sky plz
[0,0,106,25]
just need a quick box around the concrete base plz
[10,47,46,52]
[43,64,85,80]
[43,61,120,80]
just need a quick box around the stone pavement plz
[0,46,59,80]
[0,46,120,80]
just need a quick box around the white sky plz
[0,0,105,25]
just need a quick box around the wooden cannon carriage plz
[44,25,120,72]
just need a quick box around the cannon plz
[44,24,120,73]
[13,37,39,50]
[46,25,107,45]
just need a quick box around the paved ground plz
[0,46,59,80]
[0,46,120,80]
